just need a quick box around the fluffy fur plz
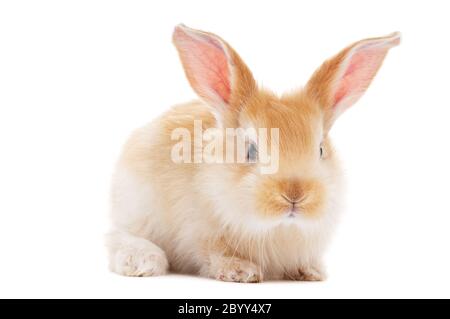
[106,25,400,282]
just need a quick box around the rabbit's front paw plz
[290,265,326,281]
[112,247,168,277]
[213,259,262,283]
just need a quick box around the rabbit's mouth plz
[287,203,302,216]
[281,194,303,218]
[287,210,299,218]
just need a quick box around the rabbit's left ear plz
[306,32,401,130]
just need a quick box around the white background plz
[1,0,449,298]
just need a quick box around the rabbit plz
[106,24,400,282]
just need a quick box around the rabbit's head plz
[173,25,400,231]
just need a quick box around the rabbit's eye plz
[247,142,258,163]
[320,145,324,158]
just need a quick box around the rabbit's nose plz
[281,194,301,205]
[280,179,304,204]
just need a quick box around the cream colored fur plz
[106,25,399,282]
[106,101,342,281]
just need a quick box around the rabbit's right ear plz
[306,32,401,131]
[173,24,257,126]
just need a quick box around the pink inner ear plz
[333,48,386,107]
[174,28,231,103]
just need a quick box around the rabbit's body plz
[108,100,342,280]
[106,25,400,282]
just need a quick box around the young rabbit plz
[106,24,400,282]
